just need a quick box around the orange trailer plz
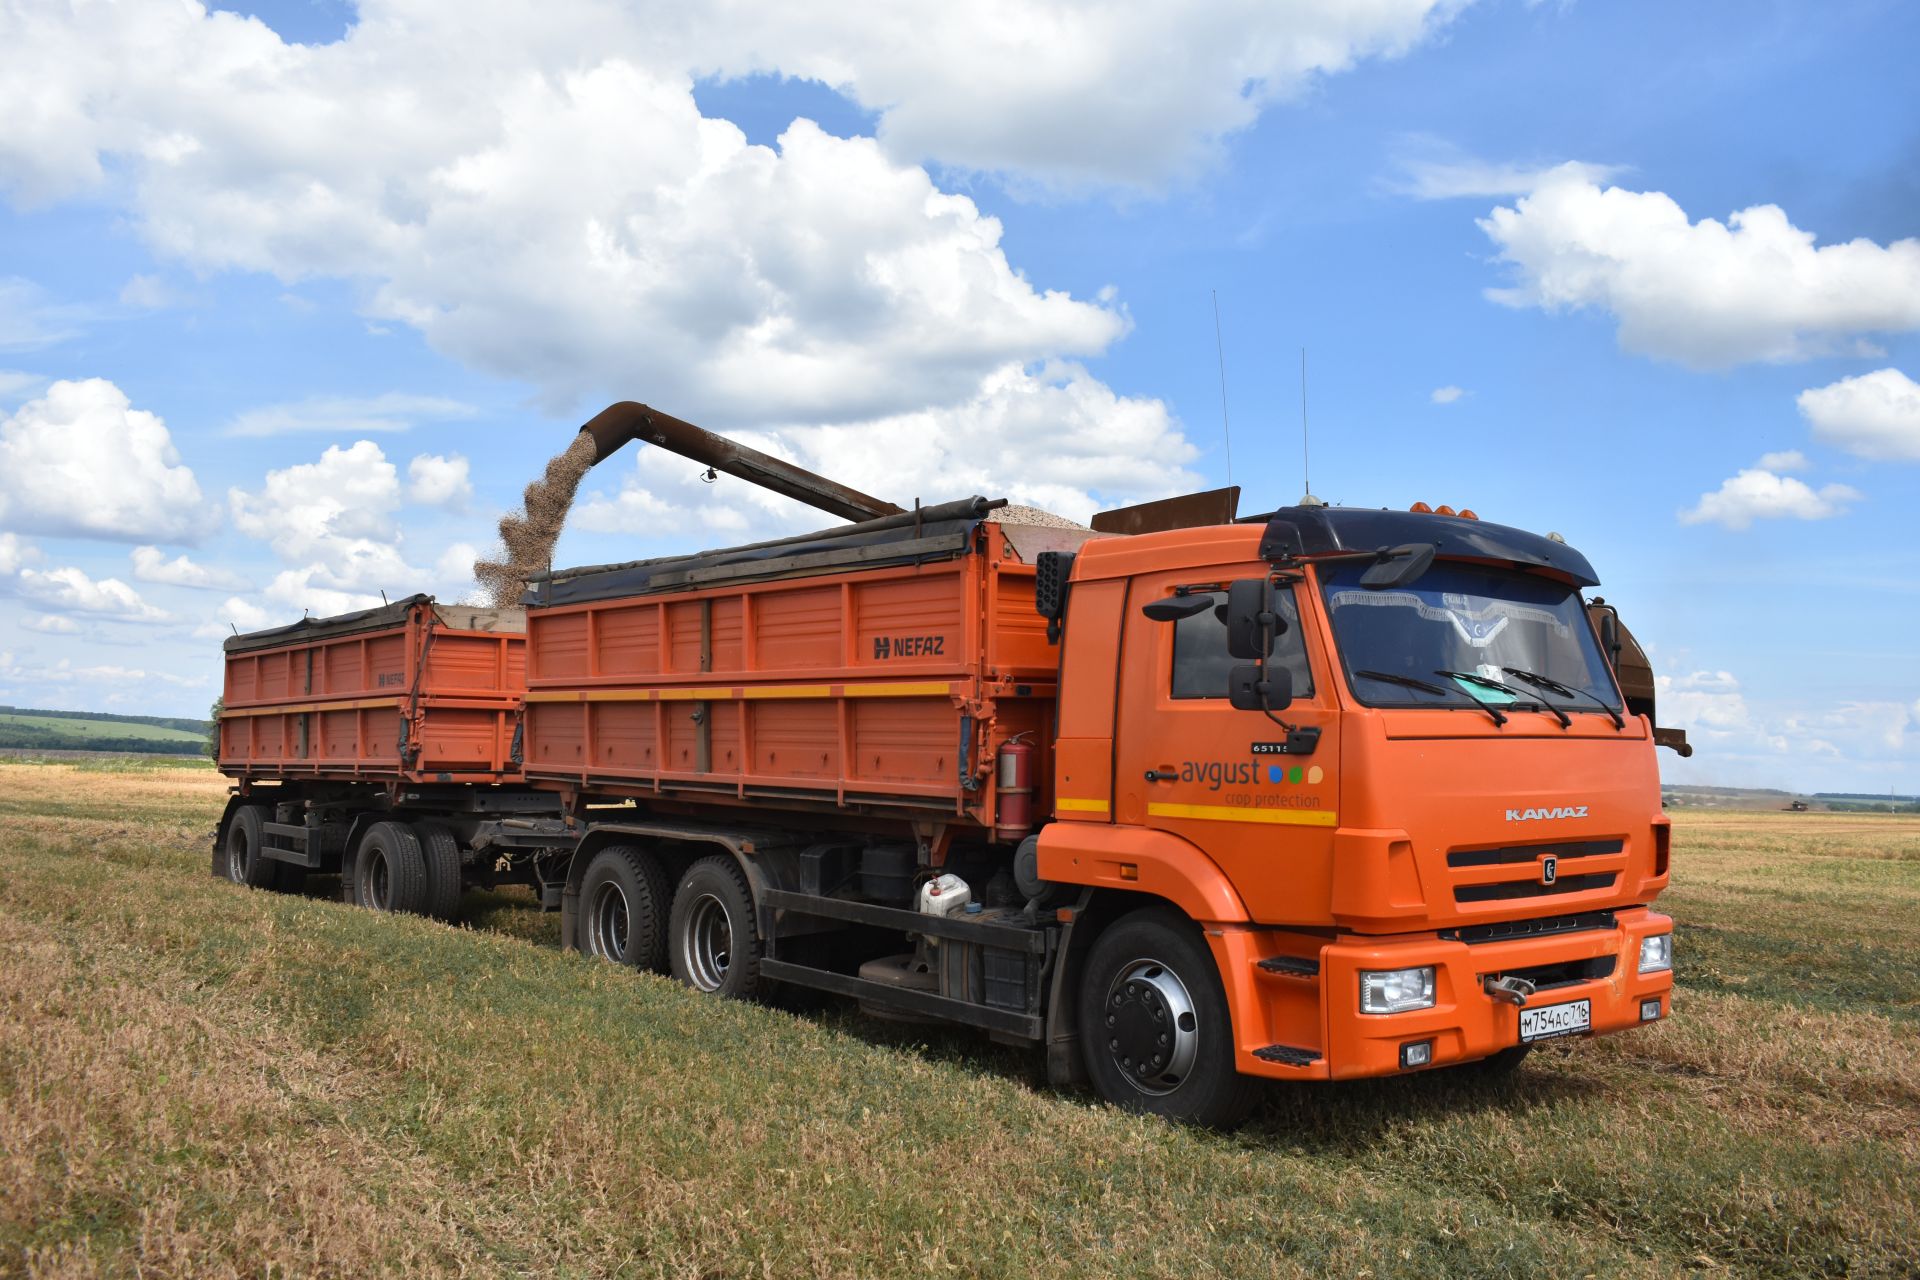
[218,595,526,785]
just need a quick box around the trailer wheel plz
[579,845,670,972]
[412,821,465,923]
[223,805,282,891]
[354,821,428,914]
[1077,908,1260,1130]
[668,856,762,999]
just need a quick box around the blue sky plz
[0,0,1915,792]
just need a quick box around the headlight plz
[1360,966,1435,1014]
[1638,933,1672,974]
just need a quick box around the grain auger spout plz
[578,402,904,523]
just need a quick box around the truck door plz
[1113,568,1341,923]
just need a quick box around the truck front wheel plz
[1077,909,1260,1129]
[667,856,761,999]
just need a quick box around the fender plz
[1035,822,1250,924]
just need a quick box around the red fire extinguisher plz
[995,733,1035,841]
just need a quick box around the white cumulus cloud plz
[1796,368,1920,462]
[0,531,38,575]
[1679,457,1861,531]
[227,392,476,438]
[407,453,472,510]
[15,565,170,621]
[0,378,209,543]
[0,0,1390,503]
[1429,385,1466,405]
[130,545,248,590]
[1479,168,1920,369]
[229,440,421,599]
[21,614,80,634]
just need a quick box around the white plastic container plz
[916,872,972,917]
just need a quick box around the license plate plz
[1519,998,1590,1043]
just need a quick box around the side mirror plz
[1597,610,1620,664]
[1228,662,1293,713]
[1225,578,1283,659]
[1359,542,1436,589]
[1140,595,1214,623]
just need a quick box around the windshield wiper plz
[1355,669,1507,726]
[1500,667,1625,729]
[1435,668,1573,728]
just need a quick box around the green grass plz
[1,767,1916,1279]
[0,712,204,743]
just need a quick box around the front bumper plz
[1216,906,1674,1080]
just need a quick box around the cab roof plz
[1255,506,1598,587]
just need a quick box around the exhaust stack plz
[579,402,903,523]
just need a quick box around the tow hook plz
[1484,974,1537,1007]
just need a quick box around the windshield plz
[1319,560,1622,712]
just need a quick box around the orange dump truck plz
[215,415,1684,1128]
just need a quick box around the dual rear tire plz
[577,848,762,1001]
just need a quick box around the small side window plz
[1170,589,1313,700]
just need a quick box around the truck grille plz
[1446,838,1625,910]
[1443,910,1616,944]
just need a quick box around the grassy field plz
[1,765,1915,1279]
[0,712,206,755]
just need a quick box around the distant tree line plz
[0,722,205,755]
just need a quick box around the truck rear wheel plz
[668,856,761,999]
[412,821,465,922]
[354,821,428,914]
[224,805,281,890]
[1077,909,1260,1129]
[579,845,670,972]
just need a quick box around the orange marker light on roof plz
[1435,504,1457,516]
[1410,501,1433,514]
[1459,509,1479,520]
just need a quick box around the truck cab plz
[1035,504,1675,1122]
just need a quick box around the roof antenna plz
[380,589,388,605]
[1212,290,1233,488]
[1298,346,1324,508]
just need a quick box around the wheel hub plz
[1102,959,1199,1096]
[681,893,732,991]
[589,882,630,960]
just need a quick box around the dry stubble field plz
[0,759,1915,1279]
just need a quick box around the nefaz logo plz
[376,672,407,688]
[1505,805,1589,822]
[874,634,945,659]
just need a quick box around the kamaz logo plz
[1505,805,1589,821]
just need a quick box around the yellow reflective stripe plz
[843,681,953,697]
[1147,802,1338,828]
[525,681,955,703]
[221,697,404,717]
[1055,797,1111,814]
